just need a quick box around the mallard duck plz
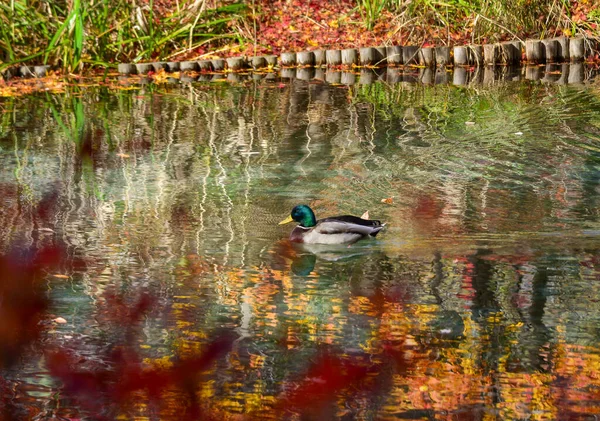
[279,205,385,245]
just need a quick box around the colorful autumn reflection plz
[0,80,599,419]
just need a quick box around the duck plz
[279,204,385,245]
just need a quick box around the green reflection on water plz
[0,79,599,419]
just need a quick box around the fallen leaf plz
[361,210,369,219]
[514,132,523,136]
[53,317,67,324]
[117,153,130,158]
[53,274,69,279]
[381,197,394,204]
[465,121,475,126]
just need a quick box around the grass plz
[0,0,249,73]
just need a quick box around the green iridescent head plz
[279,204,317,227]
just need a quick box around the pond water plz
[0,74,600,420]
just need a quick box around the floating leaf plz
[53,317,67,324]
[53,274,70,279]
[381,197,394,204]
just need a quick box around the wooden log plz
[297,67,315,80]
[166,62,180,72]
[569,37,585,62]
[525,39,545,64]
[500,42,520,65]
[434,68,449,84]
[483,44,499,65]
[376,46,387,65]
[1,67,16,80]
[265,55,278,67]
[314,68,325,80]
[386,46,403,66]
[180,61,199,72]
[226,56,247,71]
[326,50,342,66]
[297,51,315,67]
[341,71,356,84]
[453,67,468,85]
[469,45,483,66]
[325,70,341,84]
[420,67,434,84]
[359,47,382,66]
[386,68,401,84]
[525,65,542,80]
[210,59,225,71]
[454,46,469,66]
[198,60,214,71]
[152,62,168,72]
[554,36,569,62]
[403,46,419,65]
[280,68,296,79]
[252,73,265,81]
[435,47,451,67]
[33,65,49,77]
[567,63,584,84]
[265,73,276,80]
[419,47,435,67]
[359,69,376,84]
[251,56,267,70]
[198,74,211,82]
[138,77,152,85]
[469,67,483,85]
[542,38,559,63]
[402,72,418,83]
[211,74,226,81]
[135,63,153,75]
[313,50,326,66]
[118,63,137,75]
[341,49,358,67]
[280,52,297,67]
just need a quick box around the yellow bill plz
[278,215,294,225]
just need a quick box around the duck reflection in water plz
[273,240,380,276]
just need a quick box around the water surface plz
[0,76,599,419]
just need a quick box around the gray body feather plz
[290,215,384,245]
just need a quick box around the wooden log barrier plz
[554,36,570,62]
[251,56,267,70]
[542,38,559,63]
[152,62,168,72]
[435,47,451,67]
[313,50,326,66]
[483,44,499,66]
[135,63,153,75]
[297,67,315,80]
[265,55,278,67]
[118,63,137,75]
[376,47,387,65]
[341,71,356,85]
[386,46,403,66]
[500,42,521,65]
[525,40,545,64]
[326,50,342,66]
[403,46,419,65]
[419,47,435,67]
[297,51,315,67]
[341,49,358,67]
[280,52,297,67]
[470,45,483,66]
[226,57,247,71]
[569,37,585,62]
[210,59,225,71]
[359,47,383,66]
[166,62,180,72]
[179,61,199,72]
